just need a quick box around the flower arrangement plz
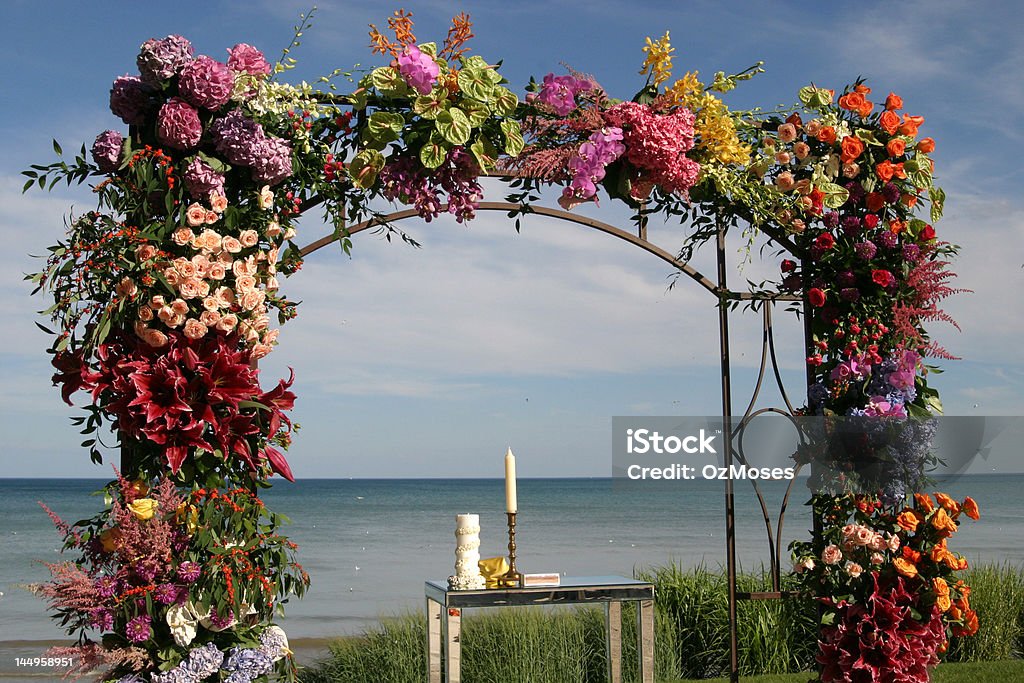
[791,492,979,682]
[23,8,970,682]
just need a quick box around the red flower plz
[919,224,936,241]
[863,214,880,230]
[865,192,886,212]
[808,288,827,307]
[815,233,835,250]
[872,269,896,288]
[780,259,796,273]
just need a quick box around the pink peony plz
[178,55,234,110]
[157,97,202,150]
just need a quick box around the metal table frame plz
[425,576,655,683]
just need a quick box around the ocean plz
[1,476,1021,678]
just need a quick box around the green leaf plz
[370,66,409,95]
[817,182,850,209]
[457,68,494,101]
[929,186,945,223]
[798,85,833,109]
[853,129,883,146]
[500,119,524,157]
[460,100,490,127]
[53,139,63,156]
[413,89,450,120]
[420,133,451,169]
[367,111,405,143]
[491,87,519,117]
[435,107,472,145]
[347,149,385,189]
[461,55,489,71]
[418,42,438,57]
[470,137,498,172]
[197,151,229,173]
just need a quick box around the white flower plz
[166,601,201,647]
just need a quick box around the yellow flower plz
[128,498,159,521]
[176,502,199,533]
[99,527,122,553]
[639,32,673,88]
[664,71,703,108]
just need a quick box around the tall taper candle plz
[504,447,517,513]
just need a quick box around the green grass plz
[298,563,1024,683]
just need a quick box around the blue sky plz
[0,0,1021,478]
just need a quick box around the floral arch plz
[27,11,975,683]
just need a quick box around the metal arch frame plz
[298,199,810,683]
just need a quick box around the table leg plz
[636,599,655,683]
[427,598,442,683]
[605,601,622,683]
[443,607,462,683]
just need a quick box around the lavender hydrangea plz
[227,43,271,76]
[252,136,293,186]
[137,34,194,84]
[183,158,226,200]
[157,97,202,150]
[152,642,224,683]
[210,110,265,166]
[223,647,274,683]
[178,55,234,110]
[258,625,289,660]
[91,130,124,173]
[109,75,153,126]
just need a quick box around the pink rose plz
[240,290,264,311]
[775,151,792,165]
[793,142,810,160]
[222,236,242,253]
[179,279,201,299]
[149,295,166,308]
[210,193,228,213]
[869,534,887,552]
[235,275,257,293]
[794,557,815,574]
[870,552,885,565]
[855,526,874,546]
[805,120,822,136]
[208,262,227,280]
[170,299,189,315]
[216,313,238,332]
[886,533,901,552]
[841,524,857,540]
[822,544,843,565]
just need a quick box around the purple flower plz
[252,136,293,186]
[844,181,866,205]
[125,614,152,643]
[210,110,265,166]
[223,647,274,682]
[880,230,899,249]
[228,43,271,76]
[841,215,862,236]
[837,271,856,288]
[208,608,235,630]
[154,583,181,605]
[185,642,225,678]
[89,608,114,631]
[397,44,440,95]
[902,243,921,262]
[183,158,226,200]
[95,575,118,598]
[259,626,289,660]
[177,561,201,583]
[157,97,202,150]
[822,211,840,230]
[537,73,592,116]
[137,35,194,84]
[840,287,861,302]
[881,181,901,204]
[178,55,234,110]
[109,75,153,126]
[91,130,124,173]
[854,240,878,260]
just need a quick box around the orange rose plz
[930,540,949,563]
[889,219,906,235]
[886,138,906,158]
[857,99,874,118]
[902,546,921,563]
[934,492,960,515]
[817,126,837,144]
[840,136,866,163]
[936,593,952,612]
[901,193,919,208]
[933,576,950,595]
[879,110,900,135]
[892,162,907,179]
[885,92,904,111]
[838,91,866,112]
[948,603,962,621]
[914,493,936,513]
[899,114,925,137]
[876,160,896,182]
[786,112,803,128]
[855,84,872,94]
[962,496,980,520]
[958,556,969,570]
[932,507,958,536]
[896,510,921,532]
[893,557,919,578]
[943,552,963,570]
[961,609,979,636]
[917,137,936,154]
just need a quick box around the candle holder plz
[497,512,522,588]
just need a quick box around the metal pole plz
[717,218,739,683]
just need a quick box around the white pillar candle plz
[505,447,517,513]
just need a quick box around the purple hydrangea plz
[223,647,274,683]
[183,157,226,200]
[153,642,225,683]
[259,626,289,660]
[137,34,194,84]
[178,55,234,110]
[91,130,124,173]
[854,240,878,260]
[397,44,440,95]
[252,136,293,186]
[109,75,153,126]
[125,614,152,643]
[536,73,593,116]
[210,110,265,166]
[176,560,201,583]
[157,97,202,150]
[227,43,271,76]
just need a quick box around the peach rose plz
[886,533,901,552]
[266,220,282,238]
[805,120,822,137]
[204,210,219,225]
[208,262,227,280]
[191,255,210,276]
[870,552,885,565]
[198,229,222,252]
[157,305,175,323]
[844,561,863,578]
[775,171,796,192]
[210,193,229,214]
[283,227,296,240]
[170,299,189,315]
[259,186,274,209]
[266,276,280,291]
[216,314,238,332]
[202,296,220,312]
[240,290,265,311]
[775,151,792,165]
[235,275,257,293]
[841,162,860,179]
[855,526,874,546]
[143,329,169,348]
[821,544,843,565]
[149,295,166,308]
[179,279,202,300]
[777,123,797,143]
[251,343,273,360]
[183,319,208,340]
[116,277,138,299]
[199,310,222,327]
[214,286,235,307]
[222,236,242,254]
[793,142,810,160]
[138,306,154,322]
[239,229,259,248]
[186,203,207,227]
[173,228,195,246]
[136,244,158,261]
[869,534,887,552]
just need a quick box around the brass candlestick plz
[497,511,522,588]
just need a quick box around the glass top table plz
[425,575,655,683]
